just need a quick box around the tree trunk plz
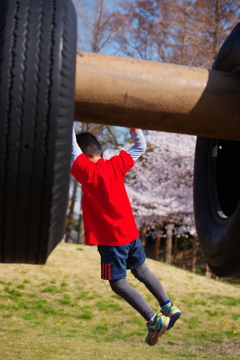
[91,0,105,53]
[77,213,85,244]
[214,0,221,58]
[65,178,78,243]
[173,235,178,265]
[140,224,147,249]
[154,235,161,261]
[165,224,173,264]
[182,237,187,269]
[191,235,197,272]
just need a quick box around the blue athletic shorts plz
[98,237,146,280]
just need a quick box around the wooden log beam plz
[75,51,240,141]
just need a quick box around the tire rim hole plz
[213,139,240,217]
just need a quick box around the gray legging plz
[109,262,169,321]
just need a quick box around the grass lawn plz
[0,242,239,360]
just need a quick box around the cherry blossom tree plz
[105,131,197,236]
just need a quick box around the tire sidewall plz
[194,23,240,277]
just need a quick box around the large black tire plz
[0,0,77,264]
[194,23,240,279]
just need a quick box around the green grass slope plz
[0,243,239,360]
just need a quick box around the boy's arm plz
[71,125,82,166]
[126,128,147,161]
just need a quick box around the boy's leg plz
[109,277,156,321]
[131,262,169,305]
[126,238,170,306]
[109,277,170,346]
[98,243,169,345]
[98,244,156,321]
[131,262,181,330]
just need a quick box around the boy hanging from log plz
[71,125,181,346]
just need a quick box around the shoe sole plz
[146,317,170,346]
[167,311,181,330]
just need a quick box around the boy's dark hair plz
[76,132,102,158]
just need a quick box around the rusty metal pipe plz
[74,51,240,141]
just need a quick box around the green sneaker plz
[161,302,181,330]
[145,314,170,346]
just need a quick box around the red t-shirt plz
[71,150,139,246]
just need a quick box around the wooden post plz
[166,224,173,264]
[191,235,197,273]
[205,263,211,278]
[75,51,240,141]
